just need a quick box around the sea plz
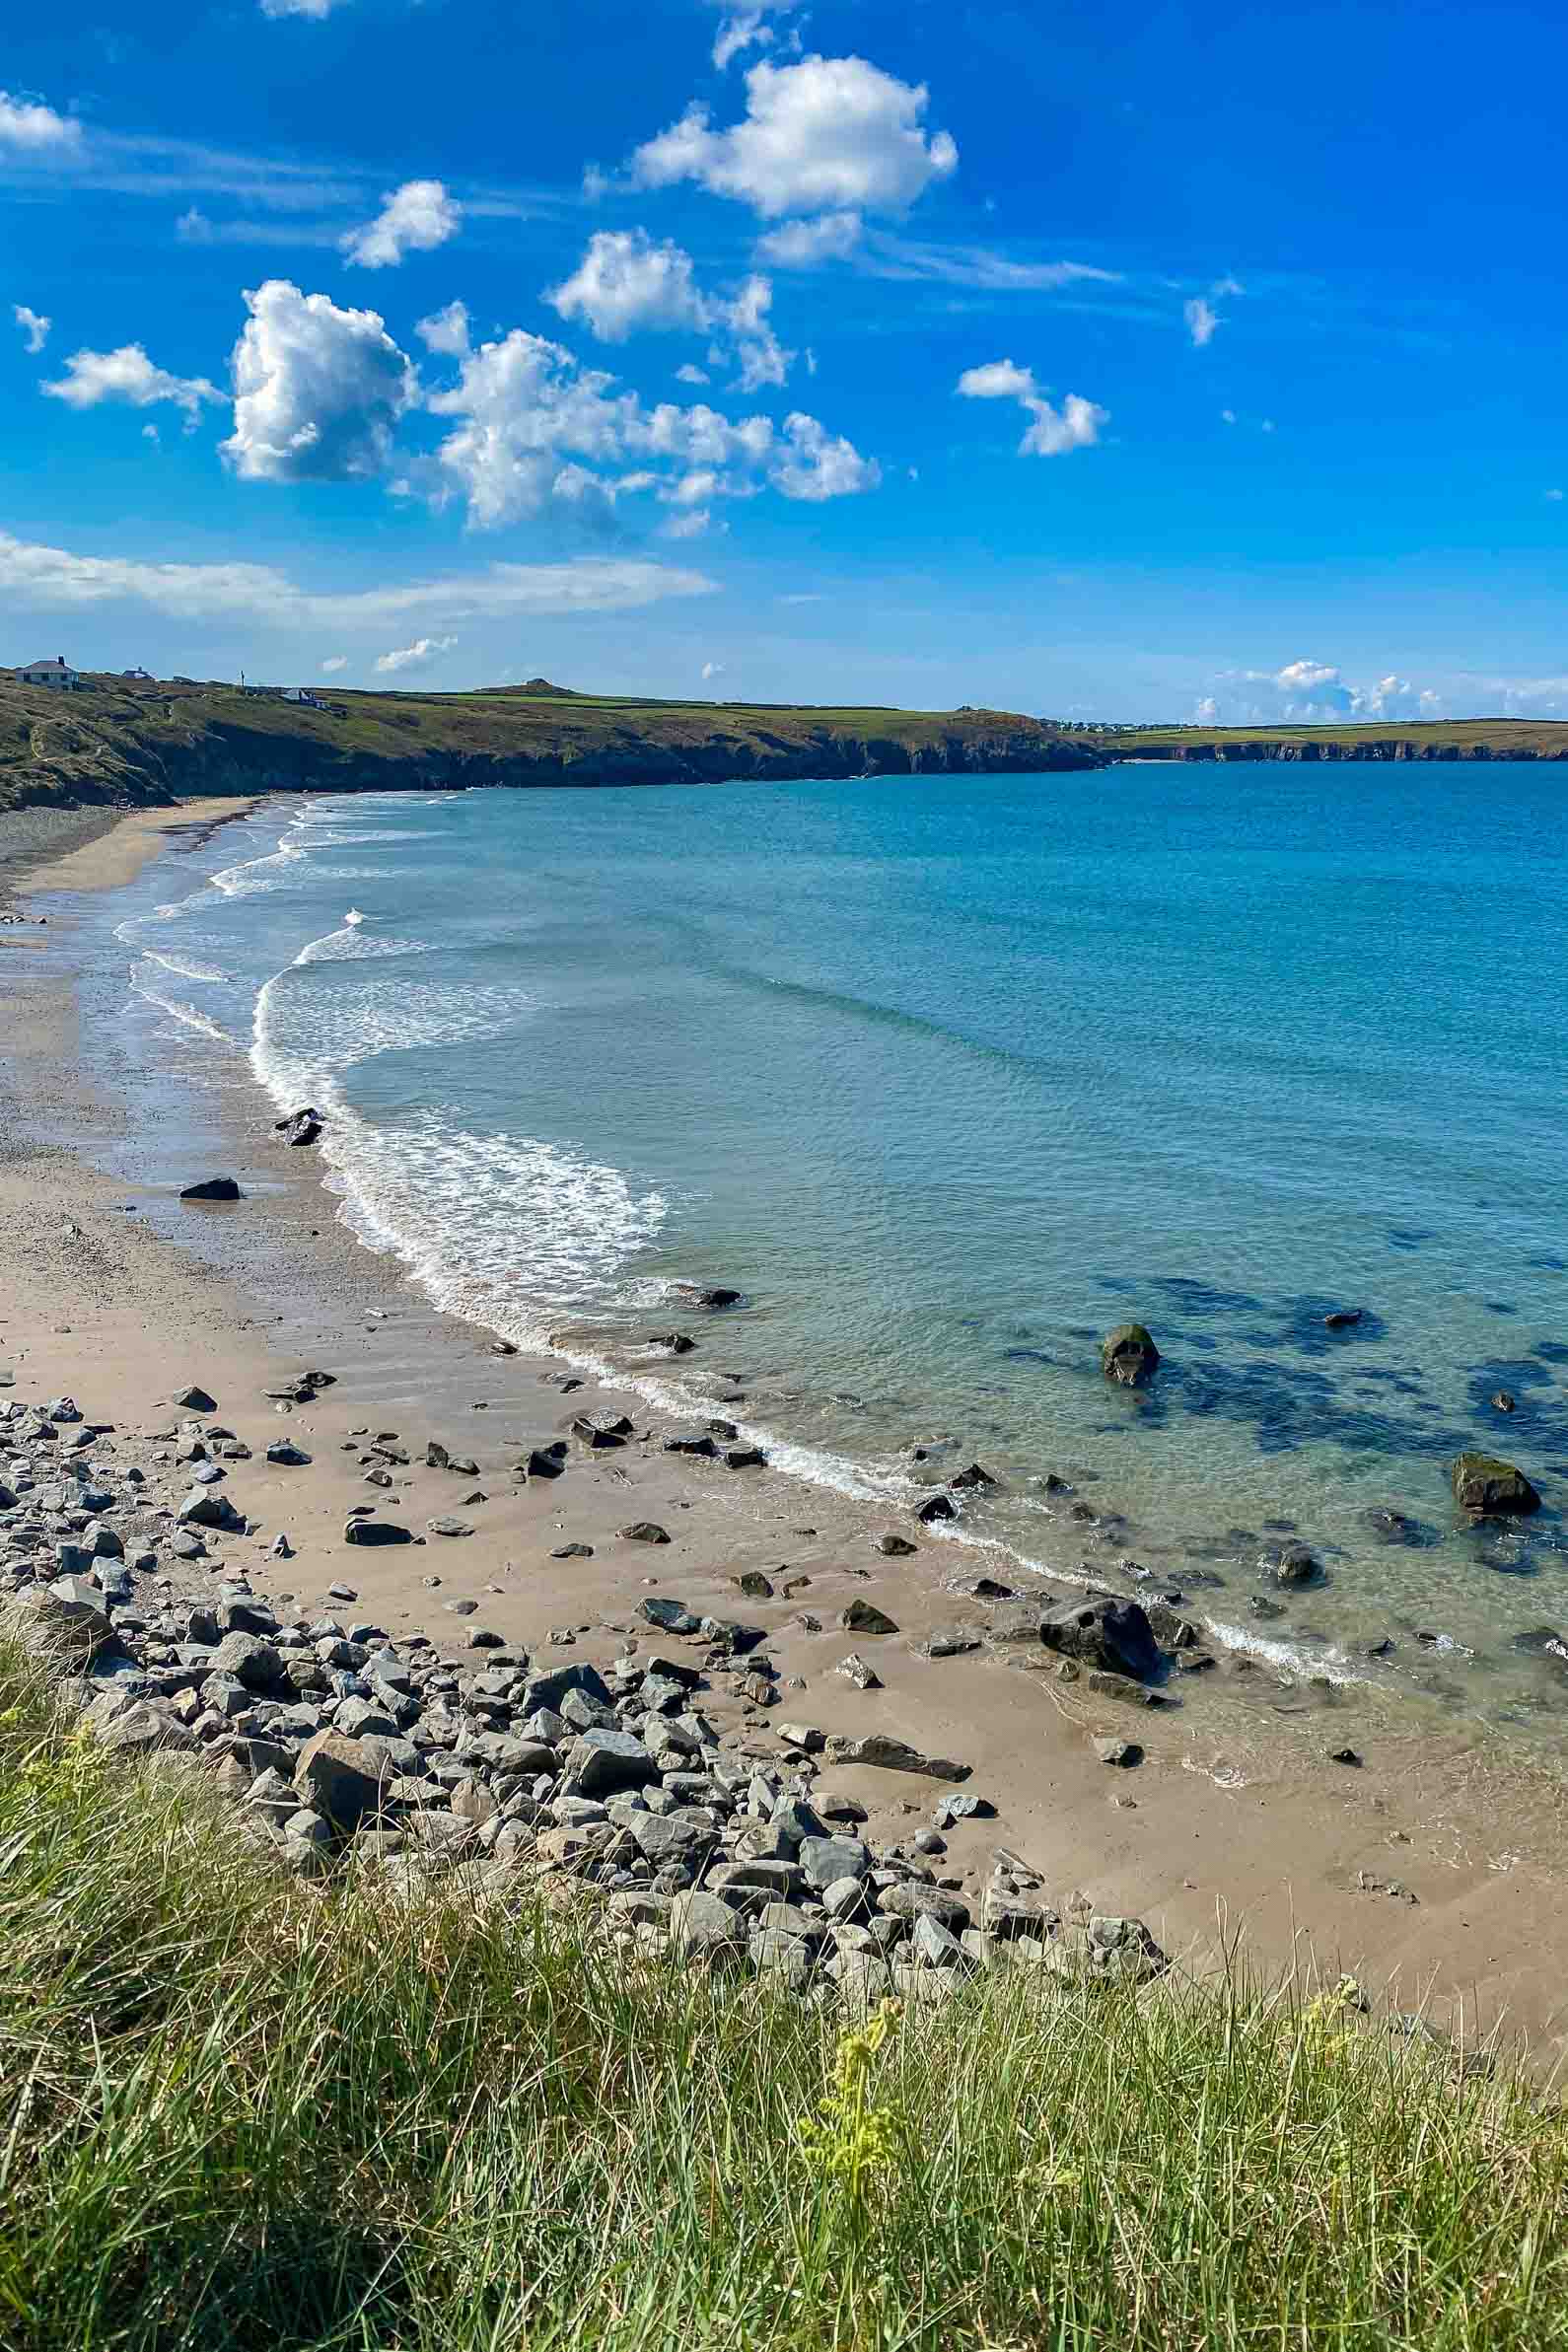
[59,760,1568,1736]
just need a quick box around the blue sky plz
[4,0,1568,718]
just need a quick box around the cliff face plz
[1104,729,1568,762]
[0,682,1104,815]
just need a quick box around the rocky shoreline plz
[7,1377,1173,2003]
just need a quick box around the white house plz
[11,655,81,690]
[281,687,325,707]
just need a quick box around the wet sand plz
[7,797,1568,2066]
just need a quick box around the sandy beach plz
[7,793,1568,2061]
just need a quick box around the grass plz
[1096,718,1568,757]
[3,1645,1567,2347]
[0,676,1093,815]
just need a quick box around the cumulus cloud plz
[422,319,867,526]
[957,359,1106,458]
[701,659,725,677]
[0,90,81,153]
[223,280,418,482]
[259,0,349,18]
[548,229,709,342]
[13,305,50,354]
[675,362,710,385]
[42,343,222,428]
[341,178,462,268]
[755,210,864,266]
[0,528,716,630]
[632,54,957,219]
[321,654,348,672]
[375,633,457,674]
[1196,659,1444,724]
[1183,296,1218,347]
[416,300,471,358]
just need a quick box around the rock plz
[178,1179,242,1203]
[933,1793,994,1828]
[1323,1309,1364,1329]
[178,1490,241,1531]
[1101,1323,1160,1386]
[875,1532,918,1557]
[1038,1599,1163,1681]
[425,1441,450,1468]
[550,1543,594,1560]
[1451,1453,1541,1517]
[639,1597,701,1634]
[1271,1543,1322,1588]
[881,1884,970,1931]
[748,1928,819,1989]
[914,1494,956,1526]
[343,1520,414,1546]
[283,1112,322,1148]
[266,1442,311,1467]
[646,1332,696,1355]
[94,1702,197,1758]
[294,1731,392,1832]
[172,1385,218,1412]
[565,1728,659,1797]
[27,1582,113,1660]
[670,1889,748,1964]
[427,1517,473,1538]
[619,1522,671,1545]
[210,1632,283,1689]
[1492,1391,1517,1414]
[911,1911,972,1969]
[1328,1746,1363,1767]
[523,1446,567,1480]
[797,1835,871,1890]
[738,1571,773,1598]
[671,1285,742,1309]
[839,1599,898,1635]
[824,1735,969,1782]
[835,1653,883,1691]
[950,1462,998,1493]
[664,1434,718,1459]
[725,1448,766,1470]
[1093,1737,1142,1767]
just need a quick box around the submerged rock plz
[1038,1598,1164,1681]
[1451,1453,1541,1517]
[1100,1323,1161,1387]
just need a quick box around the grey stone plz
[823,1734,969,1782]
[880,1884,970,1932]
[294,1731,392,1831]
[564,1727,659,1798]
[798,1834,872,1890]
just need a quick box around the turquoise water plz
[98,764,1568,1725]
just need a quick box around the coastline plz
[8,797,1568,2058]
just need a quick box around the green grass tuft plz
[1,1641,1564,2349]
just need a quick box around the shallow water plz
[66,763,1568,1734]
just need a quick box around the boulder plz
[823,1734,969,1782]
[172,1384,218,1412]
[619,1522,671,1545]
[875,1532,918,1557]
[1037,1598,1163,1681]
[1452,1453,1541,1516]
[27,1581,113,1660]
[915,1494,956,1526]
[1101,1323,1160,1386]
[564,1727,659,1797]
[342,1519,414,1547]
[179,1178,242,1203]
[839,1599,898,1635]
[294,1731,392,1832]
[950,1462,998,1493]
[1270,1543,1321,1588]
[670,1889,748,1964]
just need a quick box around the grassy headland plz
[2,1639,1564,2351]
[1097,717,1568,760]
[0,674,1101,815]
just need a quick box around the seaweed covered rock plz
[1101,1323,1161,1387]
[1451,1453,1541,1517]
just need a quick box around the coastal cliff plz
[1098,719,1568,761]
[0,675,1103,814]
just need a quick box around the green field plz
[0,673,1099,813]
[1096,717,1568,760]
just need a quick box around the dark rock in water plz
[664,1433,718,1459]
[1451,1452,1541,1517]
[1094,1737,1143,1767]
[282,1110,322,1148]
[671,1284,742,1309]
[343,1519,414,1546]
[875,1532,918,1557]
[725,1446,766,1469]
[951,1462,999,1492]
[1364,1507,1432,1547]
[1492,1390,1517,1414]
[839,1598,898,1635]
[706,1419,739,1441]
[1101,1323,1160,1387]
[1269,1542,1322,1588]
[179,1177,242,1202]
[1041,1472,1075,1495]
[572,1416,625,1450]
[824,1733,969,1783]
[1038,1598,1163,1681]
[1323,1309,1364,1329]
[915,1493,956,1526]
[646,1331,696,1355]
[620,1521,672,1544]
[490,1338,518,1356]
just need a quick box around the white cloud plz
[259,0,348,18]
[223,279,418,482]
[548,230,794,390]
[755,210,864,266]
[1220,407,1237,424]
[675,362,710,385]
[416,300,470,358]
[701,659,725,677]
[956,357,1035,400]
[0,529,716,630]
[1546,487,1564,502]
[1196,659,1445,725]
[957,360,1106,458]
[321,654,348,672]
[0,90,81,154]
[662,509,713,538]
[375,634,457,674]
[1183,295,1218,347]
[42,343,222,428]
[548,229,709,341]
[768,409,879,500]
[860,234,1117,291]
[13,305,50,354]
[709,0,799,70]
[341,178,461,268]
[142,423,160,445]
[632,54,957,219]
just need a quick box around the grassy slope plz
[0,677,1097,814]
[2,1644,1564,2352]
[1097,718,1568,758]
